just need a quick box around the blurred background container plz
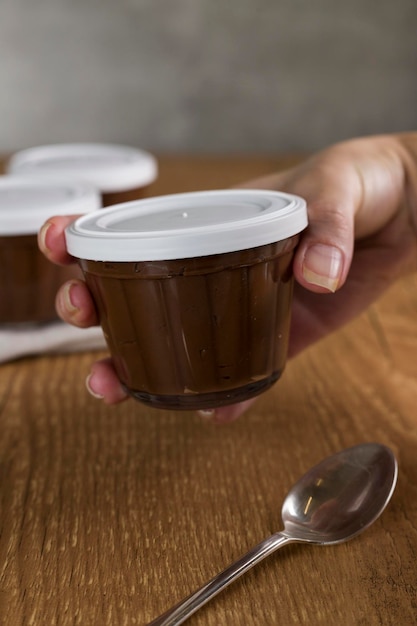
[0,0,415,154]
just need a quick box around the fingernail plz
[86,374,104,400]
[62,281,81,313]
[198,409,216,420]
[302,244,343,292]
[38,221,53,253]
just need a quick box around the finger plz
[237,161,357,293]
[38,215,81,265]
[239,137,408,294]
[55,279,99,328]
[293,194,355,294]
[291,136,408,293]
[86,358,129,404]
[282,156,360,294]
[197,397,257,423]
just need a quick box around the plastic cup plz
[65,189,308,410]
[0,176,100,325]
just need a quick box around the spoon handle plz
[147,532,292,626]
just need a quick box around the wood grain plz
[0,155,416,626]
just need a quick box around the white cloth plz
[0,321,107,363]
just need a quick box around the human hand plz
[39,133,417,419]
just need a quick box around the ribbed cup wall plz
[80,237,298,409]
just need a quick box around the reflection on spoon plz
[148,442,398,626]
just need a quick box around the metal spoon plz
[148,442,398,626]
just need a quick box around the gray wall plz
[0,0,416,154]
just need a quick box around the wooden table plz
[1,155,416,626]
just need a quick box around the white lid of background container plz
[7,143,158,193]
[0,176,101,235]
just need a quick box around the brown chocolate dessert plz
[80,240,297,409]
[0,234,80,324]
[101,185,151,207]
[0,177,100,325]
[66,189,308,410]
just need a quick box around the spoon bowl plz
[282,443,397,544]
[149,442,398,625]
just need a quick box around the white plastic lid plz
[0,176,101,235]
[65,189,308,261]
[7,143,158,192]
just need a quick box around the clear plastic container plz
[7,143,158,206]
[0,176,100,325]
[65,189,308,410]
